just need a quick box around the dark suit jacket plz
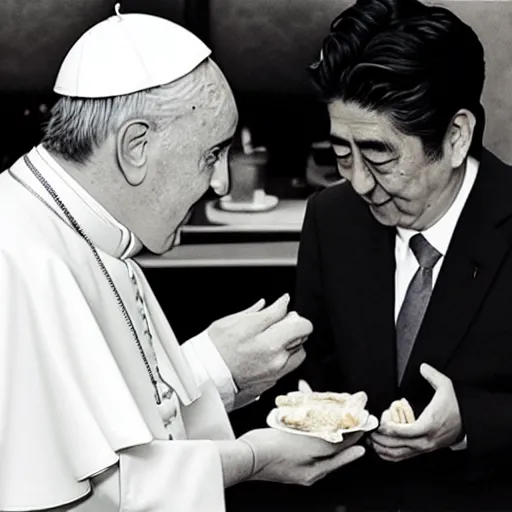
[293,149,512,511]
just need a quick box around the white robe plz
[0,146,237,512]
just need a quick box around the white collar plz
[396,156,479,255]
[11,145,143,259]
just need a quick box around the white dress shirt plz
[394,156,479,450]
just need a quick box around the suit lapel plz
[401,150,512,388]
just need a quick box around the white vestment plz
[0,146,238,512]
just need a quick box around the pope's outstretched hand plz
[208,294,311,406]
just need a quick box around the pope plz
[0,6,365,512]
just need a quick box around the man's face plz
[146,72,238,253]
[328,100,460,230]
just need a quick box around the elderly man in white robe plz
[0,8,365,512]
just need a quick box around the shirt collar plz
[396,156,479,255]
[14,145,143,259]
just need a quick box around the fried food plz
[275,389,368,433]
[275,391,351,408]
[390,398,415,424]
[278,403,361,432]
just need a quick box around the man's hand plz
[370,363,463,462]
[241,428,365,486]
[208,294,312,405]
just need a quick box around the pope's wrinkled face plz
[328,100,462,230]
[146,67,238,253]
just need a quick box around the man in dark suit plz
[294,0,512,509]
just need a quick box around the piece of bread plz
[275,391,352,408]
[278,402,361,432]
[390,398,415,424]
[275,389,368,433]
[275,390,367,409]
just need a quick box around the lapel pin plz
[473,266,479,279]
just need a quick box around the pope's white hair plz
[42,58,228,163]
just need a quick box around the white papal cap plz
[54,3,212,98]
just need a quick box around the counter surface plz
[135,241,299,268]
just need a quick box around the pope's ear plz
[116,119,150,186]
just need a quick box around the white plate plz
[266,408,379,443]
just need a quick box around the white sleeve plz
[60,441,225,512]
[181,331,238,412]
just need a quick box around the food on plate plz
[275,390,367,409]
[275,391,350,408]
[274,389,368,433]
[390,398,415,424]
[278,403,360,432]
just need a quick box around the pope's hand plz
[241,428,366,486]
[208,294,312,405]
[370,363,463,462]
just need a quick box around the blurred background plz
[1,0,511,510]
